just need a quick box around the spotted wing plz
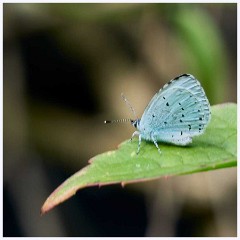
[139,74,211,142]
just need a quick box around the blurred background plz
[3,3,237,237]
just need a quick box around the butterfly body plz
[131,74,211,154]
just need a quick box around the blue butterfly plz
[105,74,211,154]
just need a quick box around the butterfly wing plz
[138,74,211,145]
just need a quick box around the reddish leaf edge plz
[40,156,234,215]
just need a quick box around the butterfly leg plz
[151,132,161,154]
[137,134,142,155]
[130,131,141,154]
[130,131,139,142]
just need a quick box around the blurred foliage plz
[171,5,228,104]
[5,3,234,105]
[41,4,232,104]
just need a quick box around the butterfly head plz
[131,119,140,129]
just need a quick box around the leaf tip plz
[88,158,94,164]
[40,199,53,216]
[40,191,64,215]
[40,207,48,216]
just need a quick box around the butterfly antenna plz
[104,119,132,124]
[104,93,137,124]
[121,93,138,119]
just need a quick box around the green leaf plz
[41,103,237,214]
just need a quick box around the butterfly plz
[105,74,211,154]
